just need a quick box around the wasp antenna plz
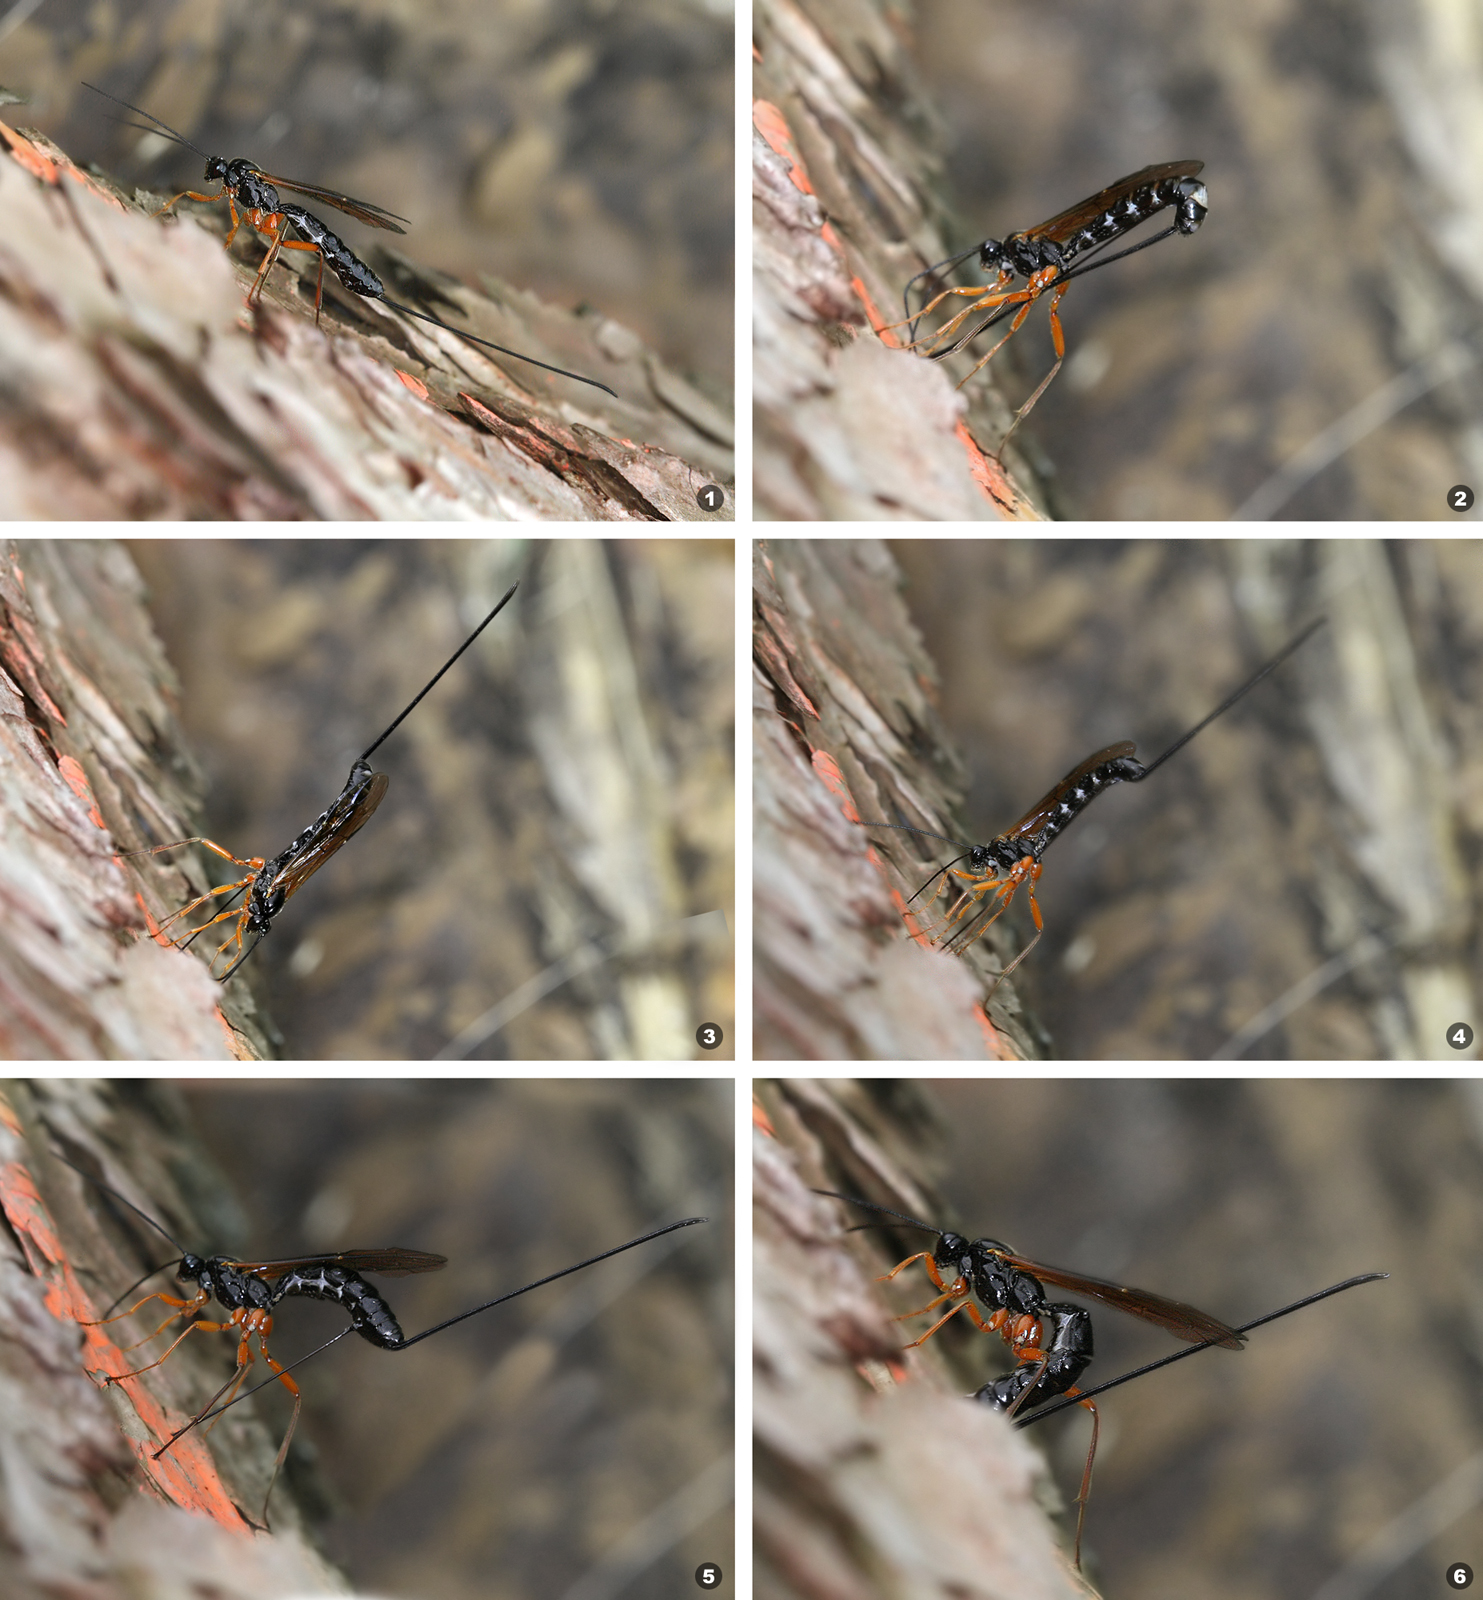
[902,243,982,327]
[812,1190,941,1235]
[857,820,973,852]
[49,1148,190,1256]
[357,583,519,764]
[80,82,213,165]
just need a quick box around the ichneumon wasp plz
[53,1147,706,1530]
[124,581,518,982]
[82,83,616,396]
[815,1189,1385,1568]
[891,162,1208,452]
[858,616,1325,992]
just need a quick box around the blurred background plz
[882,539,1480,1059]
[0,0,732,400]
[30,1077,733,1600]
[852,1078,1483,1600]
[126,539,734,1061]
[906,0,1483,518]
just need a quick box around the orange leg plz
[998,1338,1099,1569]
[151,1308,301,1530]
[107,1313,237,1377]
[987,278,1071,455]
[79,1285,208,1331]
[154,186,228,221]
[897,1296,1000,1349]
[879,1251,1016,1349]
[924,869,1022,953]
[246,219,329,322]
[941,858,1043,975]
[879,1250,956,1291]
[924,285,1041,355]
[878,267,1019,350]
[914,866,1011,945]
[124,836,263,963]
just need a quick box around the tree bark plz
[754,539,1046,1061]
[0,540,265,1059]
[0,1080,345,1599]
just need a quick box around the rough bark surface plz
[0,1080,343,1599]
[0,540,267,1060]
[753,539,1045,1062]
[0,123,733,521]
[755,1078,1091,1600]
[752,0,1049,521]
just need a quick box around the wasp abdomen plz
[271,1262,407,1347]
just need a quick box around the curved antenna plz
[81,82,212,165]
[856,820,976,905]
[1134,617,1327,782]
[156,1213,708,1452]
[1014,1271,1388,1427]
[50,1148,188,1315]
[50,1147,189,1257]
[812,1189,941,1236]
[902,242,983,334]
[857,820,972,853]
[381,298,618,397]
[358,583,518,764]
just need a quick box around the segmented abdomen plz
[1001,742,1147,860]
[271,1263,406,1347]
[281,205,385,298]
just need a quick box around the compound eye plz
[978,238,1005,269]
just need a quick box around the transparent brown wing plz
[238,1247,448,1278]
[997,1247,1245,1348]
[269,771,389,904]
[1001,743,1137,843]
[1022,161,1205,247]
[256,173,410,232]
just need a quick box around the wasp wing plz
[259,174,409,232]
[237,1247,449,1278]
[268,770,389,906]
[1022,160,1204,245]
[998,1248,1244,1347]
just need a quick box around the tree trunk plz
[754,539,1046,1061]
[0,540,265,1059]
